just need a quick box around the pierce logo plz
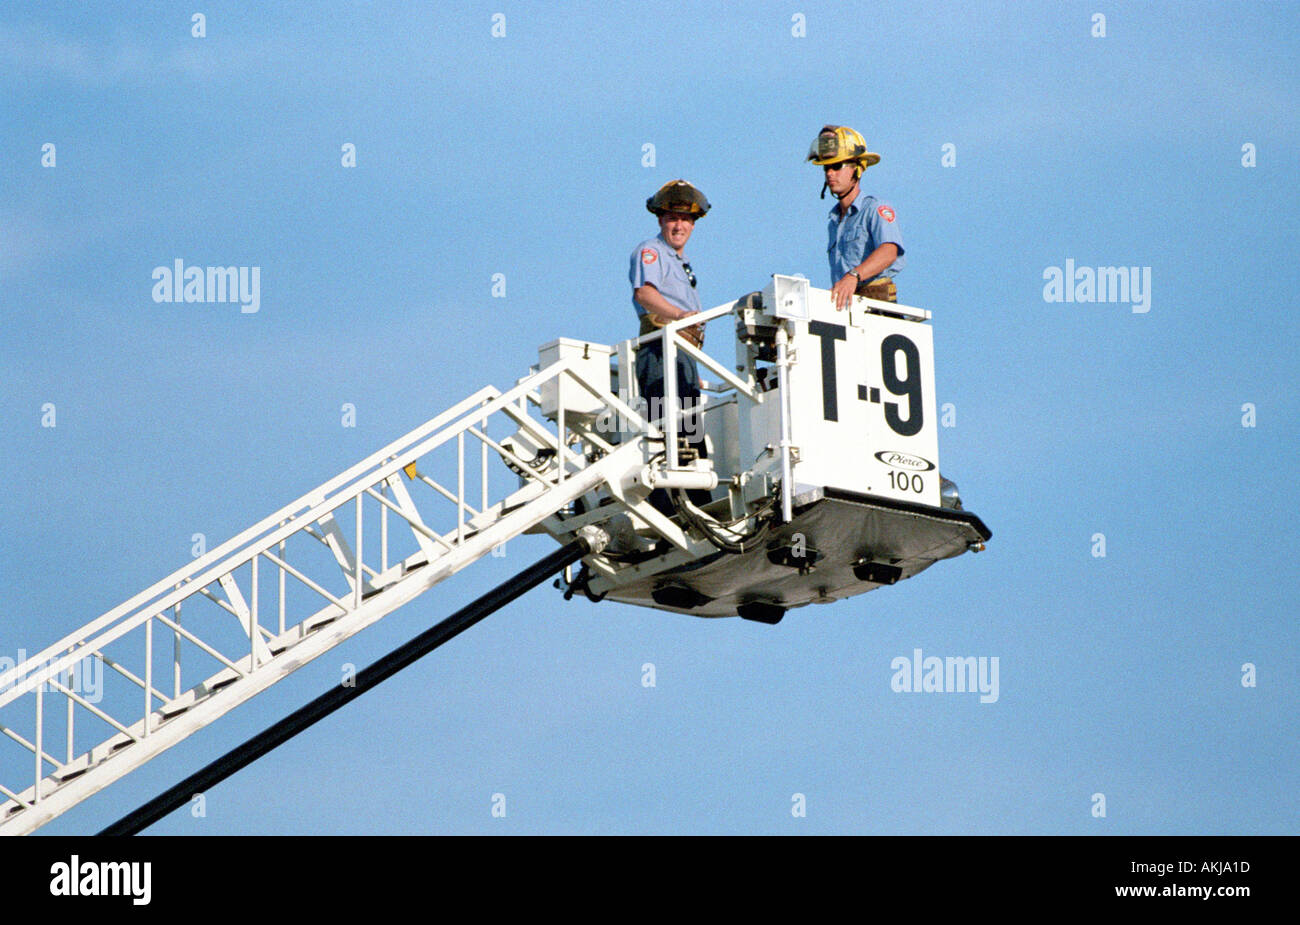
[641,249,657,265]
[875,450,934,471]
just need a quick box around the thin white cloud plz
[0,22,279,85]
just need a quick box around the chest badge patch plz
[877,205,896,223]
[641,249,658,265]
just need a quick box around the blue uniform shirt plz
[629,233,700,319]
[827,192,905,284]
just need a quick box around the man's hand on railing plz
[648,309,704,348]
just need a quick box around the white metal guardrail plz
[0,357,665,835]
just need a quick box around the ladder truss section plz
[0,359,654,835]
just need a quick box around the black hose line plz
[99,537,592,836]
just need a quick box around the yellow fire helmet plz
[806,124,881,175]
[646,179,711,218]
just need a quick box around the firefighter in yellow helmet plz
[808,125,905,310]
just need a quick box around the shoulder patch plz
[641,248,658,265]
[877,205,896,223]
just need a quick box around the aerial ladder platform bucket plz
[0,275,988,834]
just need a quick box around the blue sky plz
[2,0,1297,834]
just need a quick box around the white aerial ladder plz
[0,277,990,835]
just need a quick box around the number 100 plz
[888,470,924,493]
